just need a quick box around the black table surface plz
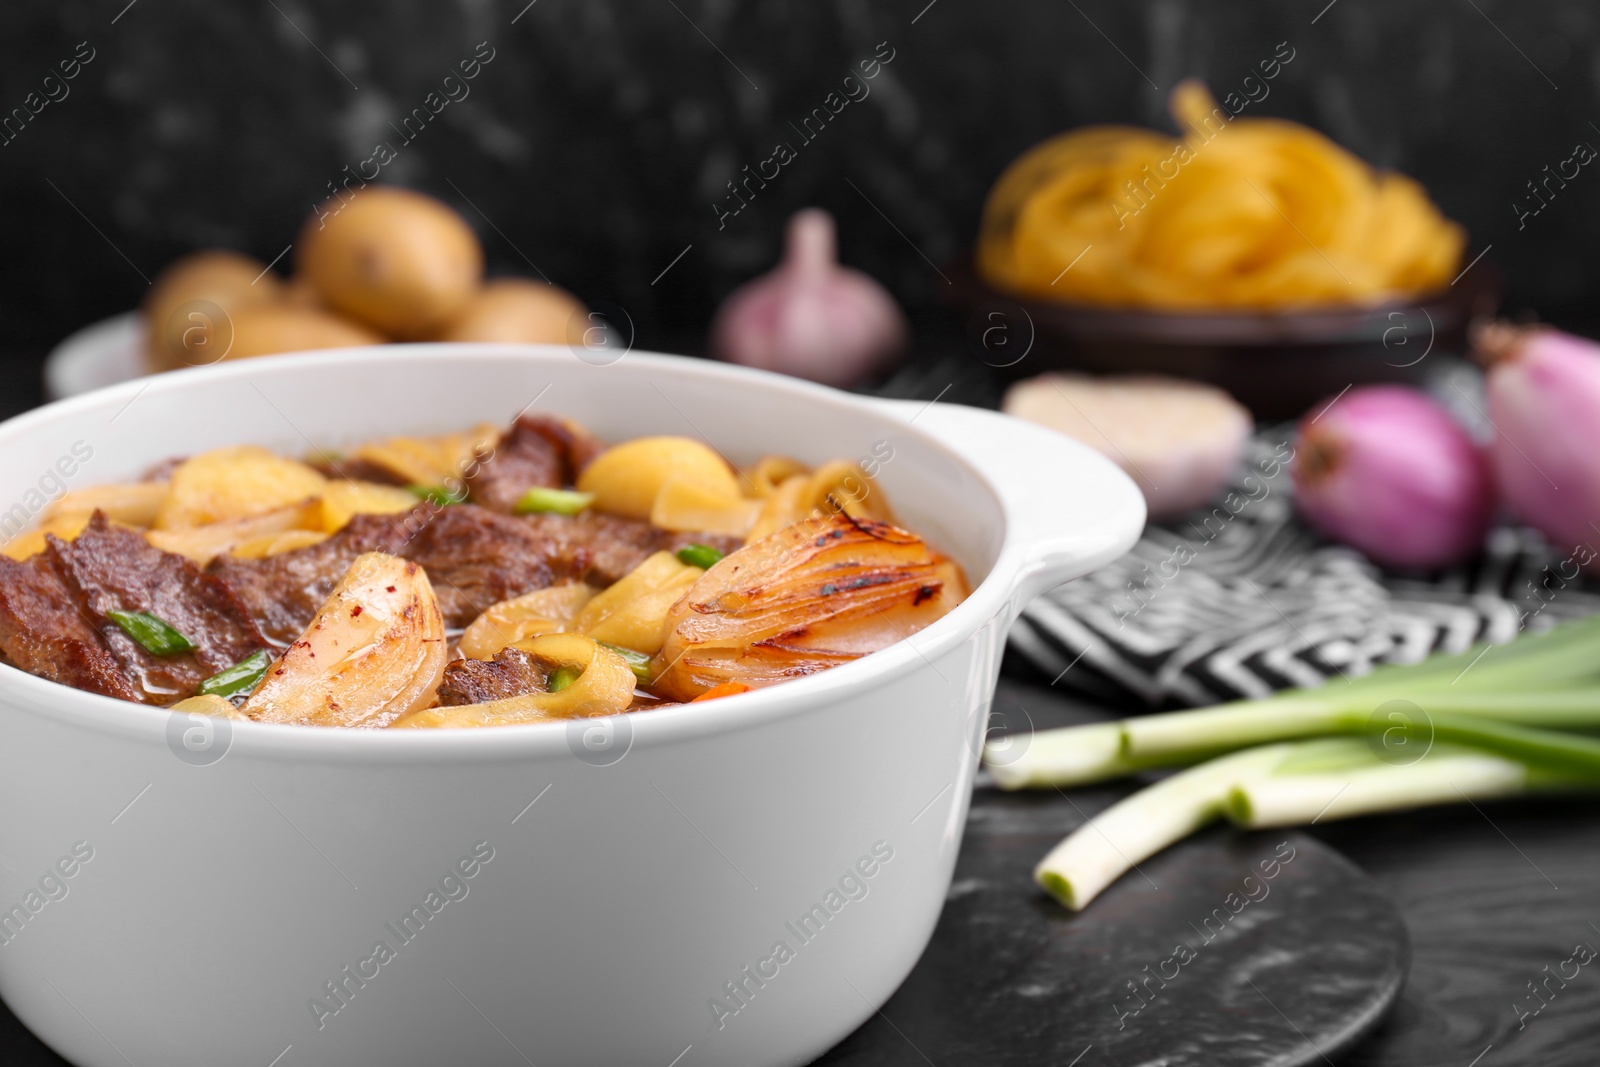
[977,679,1600,1067]
[3,353,1599,1066]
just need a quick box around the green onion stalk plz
[990,614,1600,790]
[1005,613,1600,909]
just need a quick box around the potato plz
[2,512,93,561]
[47,482,169,528]
[435,278,587,344]
[650,476,759,537]
[319,480,421,532]
[573,550,702,654]
[145,250,283,372]
[145,499,323,563]
[155,446,328,529]
[350,423,499,488]
[298,186,483,338]
[460,583,597,660]
[222,304,383,362]
[244,552,447,727]
[282,274,323,307]
[577,437,739,522]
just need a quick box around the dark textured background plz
[2,0,1598,403]
[4,5,1600,1064]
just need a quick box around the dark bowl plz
[948,255,1503,420]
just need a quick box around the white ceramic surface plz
[0,346,1143,1067]
[41,312,144,401]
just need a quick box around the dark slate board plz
[814,788,1408,1067]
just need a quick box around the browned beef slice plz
[141,456,186,482]
[0,552,141,702]
[208,510,415,644]
[210,504,589,637]
[519,512,743,586]
[467,415,606,513]
[437,646,547,706]
[402,505,589,626]
[46,513,270,705]
[310,456,410,486]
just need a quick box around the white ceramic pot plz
[0,346,1143,1067]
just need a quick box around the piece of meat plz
[141,456,187,482]
[467,415,606,513]
[436,646,547,706]
[520,512,743,586]
[310,456,409,486]
[212,504,590,637]
[208,510,415,643]
[402,505,589,626]
[0,551,141,702]
[45,513,270,705]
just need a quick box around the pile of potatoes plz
[144,186,588,372]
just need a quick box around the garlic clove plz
[1002,374,1251,521]
[710,208,908,387]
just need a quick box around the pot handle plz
[871,398,1145,610]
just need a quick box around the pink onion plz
[1477,322,1600,563]
[710,208,907,387]
[1292,386,1494,569]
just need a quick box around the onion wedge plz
[243,552,446,727]
[652,514,967,701]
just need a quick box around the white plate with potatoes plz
[45,185,589,400]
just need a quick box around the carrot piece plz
[691,681,751,702]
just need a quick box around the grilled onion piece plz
[243,552,446,727]
[391,633,634,728]
[651,514,967,701]
[48,482,169,528]
[144,499,323,564]
[459,583,597,660]
[170,694,250,720]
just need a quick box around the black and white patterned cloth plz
[1008,431,1600,708]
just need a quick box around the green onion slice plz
[597,641,653,683]
[409,485,466,507]
[515,487,594,516]
[548,666,582,692]
[675,543,725,569]
[197,649,274,698]
[107,610,195,656]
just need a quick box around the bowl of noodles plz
[962,82,1501,418]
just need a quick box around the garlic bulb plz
[710,209,907,387]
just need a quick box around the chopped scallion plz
[409,485,465,507]
[675,543,725,569]
[107,610,195,656]
[597,641,653,683]
[197,650,274,699]
[548,666,582,692]
[515,487,594,516]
